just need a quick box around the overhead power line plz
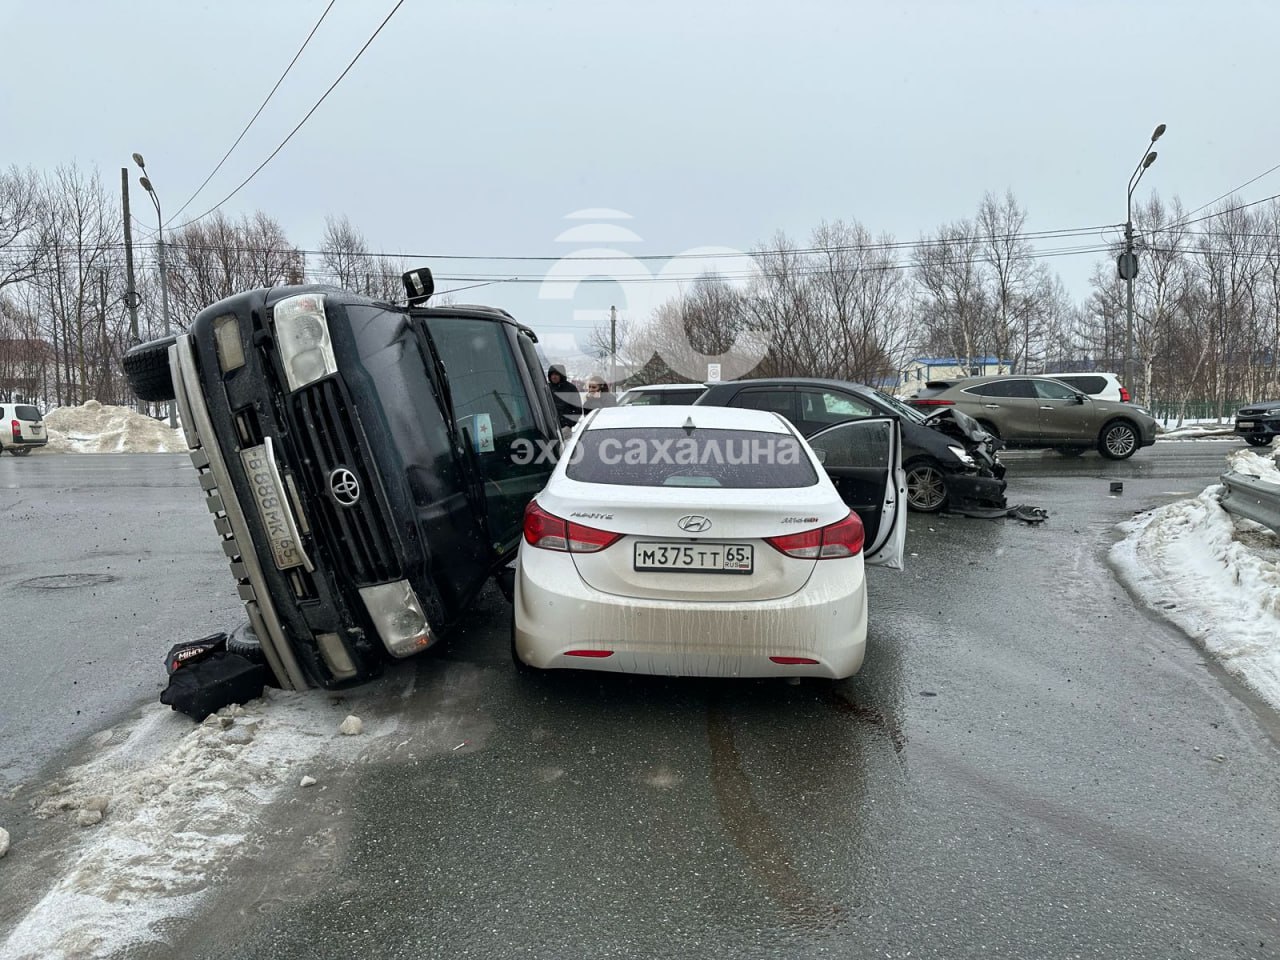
[168,0,405,231]
[1171,162,1280,228]
[164,0,339,227]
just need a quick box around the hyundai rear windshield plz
[565,427,818,488]
[15,405,40,421]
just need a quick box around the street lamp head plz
[139,176,154,193]
[132,152,146,169]
[1143,151,1158,169]
[1150,123,1166,143]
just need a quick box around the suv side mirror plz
[1074,392,1086,405]
[402,267,435,305]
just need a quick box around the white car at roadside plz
[513,405,905,679]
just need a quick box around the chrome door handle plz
[983,404,1000,409]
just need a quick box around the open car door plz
[805,417,907,570]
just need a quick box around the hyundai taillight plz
[911,398,954,407]
[523,501,621,553]
[765,511,864,559]
[10,419,19,439]
[1120,386,1131,402]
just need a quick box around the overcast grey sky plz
[5,0,1278,369]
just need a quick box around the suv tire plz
[1245,436,1272,447]
[1098,420,1139,460]
[123,335,178,402]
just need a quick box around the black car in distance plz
[694,377,1006,513]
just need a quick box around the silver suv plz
[909,375,1158,459]
[0,403,48,456]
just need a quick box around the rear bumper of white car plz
[514,548,868,679]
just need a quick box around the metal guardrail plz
[1220,471,1280,534]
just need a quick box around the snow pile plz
[0,690,398,960]
[38,400,185,454]
[1111,447,1280,710]
[1155,422,1238,441]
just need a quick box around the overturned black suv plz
[124,270,561,689]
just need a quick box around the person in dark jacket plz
[547,365,582,428]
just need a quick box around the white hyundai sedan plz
[513,405,906,679]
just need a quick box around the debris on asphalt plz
[339,715,364,736]
[949,503,1049,523]
[1111,481,1124,494]
[1213,754,1226,763]
[299,775,317,788]
[0,827,9,857]
[76,809,102,827]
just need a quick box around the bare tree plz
[0,166,46,298]
[913,220,989,371]
[162,211,302,328]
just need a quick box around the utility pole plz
[1120,123,1166,403]
[121,168,139,343]
[609,304,617,389]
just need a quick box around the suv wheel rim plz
[907,465,947,511]
[1106,425,1136,457]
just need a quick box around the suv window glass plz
[966,380,1034,398]
[565,427,818,488]
[730,389,793,416]
[429,317,537,446]
[15,405,40,421]
[1034,379,1079,401]
[1056,375,1105,395]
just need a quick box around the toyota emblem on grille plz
[677,515,712,533]
[329,468,361,507]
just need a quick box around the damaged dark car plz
[123,269,561,690]
[693,378,1006,513]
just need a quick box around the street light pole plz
[1122,123,1165,401]
[133,152,176,427]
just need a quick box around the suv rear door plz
[963,379,1040,438]
[805,418,906,569]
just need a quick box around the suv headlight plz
[274,294,337,391]
[947,445,976,467]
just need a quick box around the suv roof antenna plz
[402,267,435,306]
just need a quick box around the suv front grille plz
[288,379,400,584]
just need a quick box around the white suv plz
[0,403,48,456]
[1044,372,1131,403]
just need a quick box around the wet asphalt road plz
[0,454,241,790]
[188,440,1279,960]
[4,443,1280,959]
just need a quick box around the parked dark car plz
[1235,400,1280,446]
[122,270,561,690]
[910,375,1158,459]
[694,378,1006,513]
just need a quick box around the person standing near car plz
[582,375,617,411]
[547,365,583,428]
